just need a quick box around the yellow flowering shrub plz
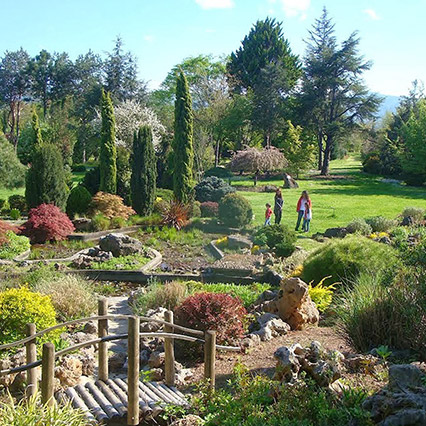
[308,277,339,313]
[215,236,228,248]
[0,287,59,345]
[290,264,304,277]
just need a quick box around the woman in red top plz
[295,190,312,231]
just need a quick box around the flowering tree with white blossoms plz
[114,100,165,149]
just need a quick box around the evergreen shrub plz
[82,167,100,195]
[8,195,27,213]
[218,193,253,228]
[66,185,92,218]
[253,224,297,257]
[302,236,400,286]
[195,176,235,202]
[365,216,396,232]
[346,218,372,235]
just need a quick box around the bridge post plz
[25,323,38,398]
[204,330,216,391]
[41,342,55,406]
[127,316,140,425]
[98,298,108,381]
[164,310,175,386]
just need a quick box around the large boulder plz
[363,364,426,426]
[277,277,319,330]
[283,174,299,189]
[250,313,290,341]
[323,227,349,238]
[99,233,144,257]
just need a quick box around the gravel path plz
[106,296,132,354]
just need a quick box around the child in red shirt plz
[264,203,273,226]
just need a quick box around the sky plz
[3,0,426,96]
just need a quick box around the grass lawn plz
[0,186,24,201]
[234,156,426,242]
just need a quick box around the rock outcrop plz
[274,341,343,387]
[99,233,144,257]
[363,364,426,426]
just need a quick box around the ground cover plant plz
[90,253,150,270]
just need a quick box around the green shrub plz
[195,176,236,203]
[200,201,219,217]
[253,224,297,257]
[189,201,201,218]
[187,281,270,308]
[155,188,174,201]
[34,274,97,321]
[92,254,150,270]
[8,194,27,213]
[362,153,382,174]
[83,166,100,195]
[402,206,425,223]
[219,193,252,228]
[9,208,21,220]
[66,185,92,218]
[131,280,189,315]
[91,213,111,231]
[365,216,396,232]
[302,236,399,286]
[71,164,87,172]
[110,216,127,229]
[190,364,371,425]
[0,231,30,259]
[336,271,426,355]
[204,166,233,179]
[0,287,58,345]
[0,199,6,210]
[0,396,91,426]
[346,218,372,235]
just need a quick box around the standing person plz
[274,188,284,224]
[264,203,273,226]
[302,200,312,232]
[295,190,312,231]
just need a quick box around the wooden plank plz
[159,383,188,405]
[74,384,109,422]
[144,382,176,405]
[95,380,127,417]
[65,387,96,422]
[85,381,121,419]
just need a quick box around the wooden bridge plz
[0,298,240,425]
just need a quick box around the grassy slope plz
[235,156,426,240]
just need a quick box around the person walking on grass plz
[302,200,312,232]
[295,190,312,231]
[265,203,273,226]
[274,188,284,225]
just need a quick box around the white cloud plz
[195,0,234,9]
[364,8,380,20]
[279,0,310,19]
[143,35,154,42]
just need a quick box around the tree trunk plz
[321,136,332,175]
[264,132,271,149]
[214,138,220,167]
[317,132,323,171]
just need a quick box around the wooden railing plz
[0,297,240,425]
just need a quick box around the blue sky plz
[4,0,426,96]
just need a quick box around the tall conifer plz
[130,126,157,215]
[172,71,194,203]
[99,89,117,193]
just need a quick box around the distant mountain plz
[376,94,400,118]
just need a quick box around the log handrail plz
[0,314,205,351]
[0,332,240,376]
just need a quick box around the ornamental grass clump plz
[159,200,189,230]
[175,292,247,345]
[35,274,97,321]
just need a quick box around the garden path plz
[106,295,131,354]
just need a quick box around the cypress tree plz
[25,110,69,210]
[99,89,117,193]
[130,126,157,215]
[172,71,194,203]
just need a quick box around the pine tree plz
[25,111,69,210]
[172,71,194,203]
[130,126,157,215]
[99,89,117,193]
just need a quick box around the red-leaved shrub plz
[175,292,247,345]
[200,201,219,217]
[0,220,18,246]
[20,204,75,243]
